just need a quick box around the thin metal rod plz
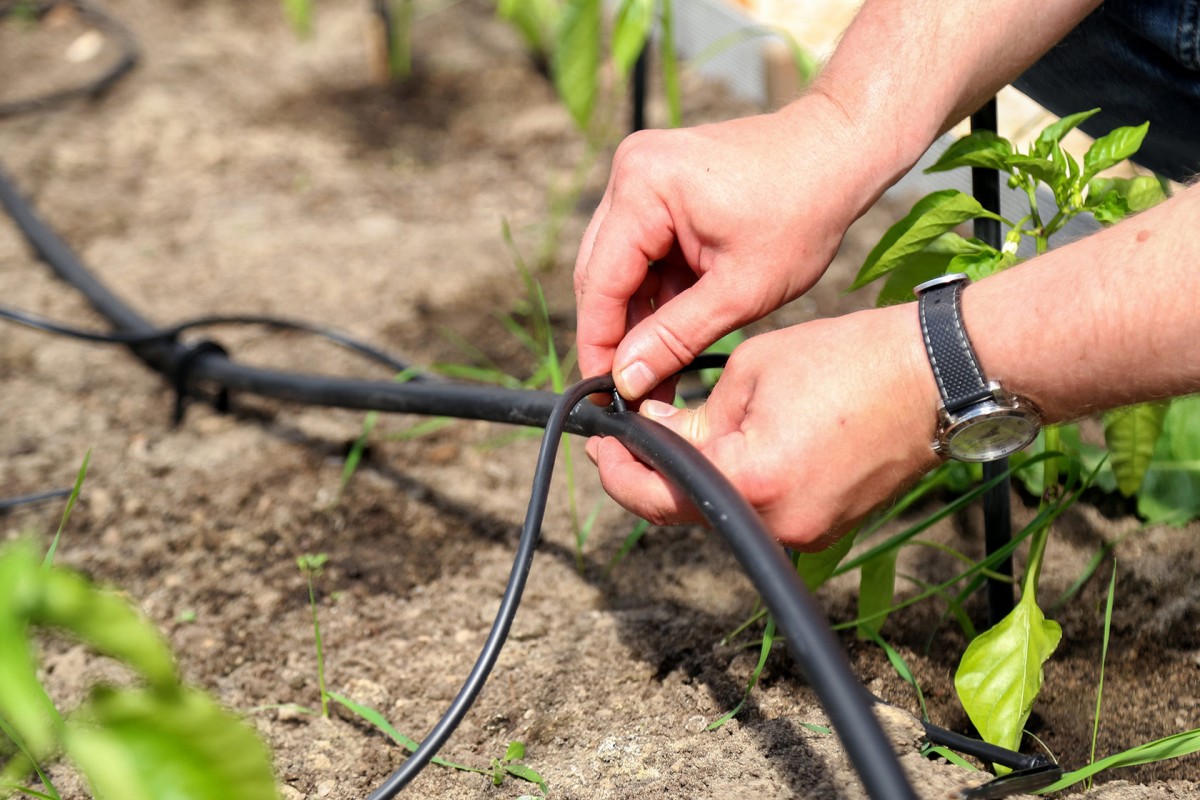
[970,97,1015,627]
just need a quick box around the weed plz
[289,571,551,794]
[296,552,330,718]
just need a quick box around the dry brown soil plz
[2,2,1200,799]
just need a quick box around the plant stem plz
[1024,426,1061,593]
[306,572,329,718]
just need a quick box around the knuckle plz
[652,322,701,368]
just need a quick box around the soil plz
[2,2,1200,799]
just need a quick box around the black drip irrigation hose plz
[0,0,139,119]
[0,159,1063,797]
[0,488,72,514]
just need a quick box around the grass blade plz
[43,449,91,569]
[707,615,776,730]
[326,692,483,774]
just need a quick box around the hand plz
[574,91,887,402]
[585,303,943,550]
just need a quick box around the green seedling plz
[0,541,277,800]
[296,553,330,718]
[328,693,548,796]
[43,449,90,569]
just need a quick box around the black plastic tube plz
[0,162,917,799]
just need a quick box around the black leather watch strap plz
[916,276,993,414]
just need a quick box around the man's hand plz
[573,92,887,402]
[585,302,943,550]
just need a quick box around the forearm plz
[795,0,1102,195]
[963,182,1200,424]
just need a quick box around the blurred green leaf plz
[611,0,654,78]
[856,549,897,638]
[1103,402,1168,496]
[66,686,278,800]
[552,0,601,129]
[794,532,855,592]
[1137,396,1200,524]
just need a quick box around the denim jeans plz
[1014,0,1200,182]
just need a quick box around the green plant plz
[296,553,331,718]
[0,541,277,800]
[838,110,1200,770]
[282,0,415,81]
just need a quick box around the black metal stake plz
[631,44,648,133]
[971,97,1015,627]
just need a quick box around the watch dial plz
[949,415,1039,461]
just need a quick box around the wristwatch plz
[913,273,1040,462]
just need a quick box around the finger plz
[640,399,710,445]
[612,273,750,399]
[591,436,702,525]
[575,194,676,385]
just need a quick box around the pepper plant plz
[848,108,1200,760]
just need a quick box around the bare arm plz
[966,180,1200,423]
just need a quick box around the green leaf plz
[925,131,1013,173]
[1086,175,1165,222]
[0,544,62,757]
[1083,122,1149,180]
[700,329,745,387]
[605,518,652,574]
[504,740,526,762]
[1033,108,1100,157]
[1088,187,1130,226]
[327,692,482,773]
[65,686,278,800]
[1037,726,1200,793]
[503,762,549,793]
[873,251,952,307]
[947,248,1018,283]
[794,531,855,592]
[658,0,681,127]
[552,0,601,130]
[44,449,90,568]
[856,549,897,638]
[849,190,1002,291]
[497,0,560,56]
[611,0,654,78]
[1137,395,1200,524]
[1006,154,1060,185]
[707,615,776,730]
[1103,402,1169,496]
[281,0,313,37]
[954,590,1061,755]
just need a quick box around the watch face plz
[947,413,1040,462]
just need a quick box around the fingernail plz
[619,361,658,398]
[641,400,679,420]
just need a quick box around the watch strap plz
[917,277,993,413]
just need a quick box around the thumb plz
[613,277,745,399]
[640,400,710,447]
